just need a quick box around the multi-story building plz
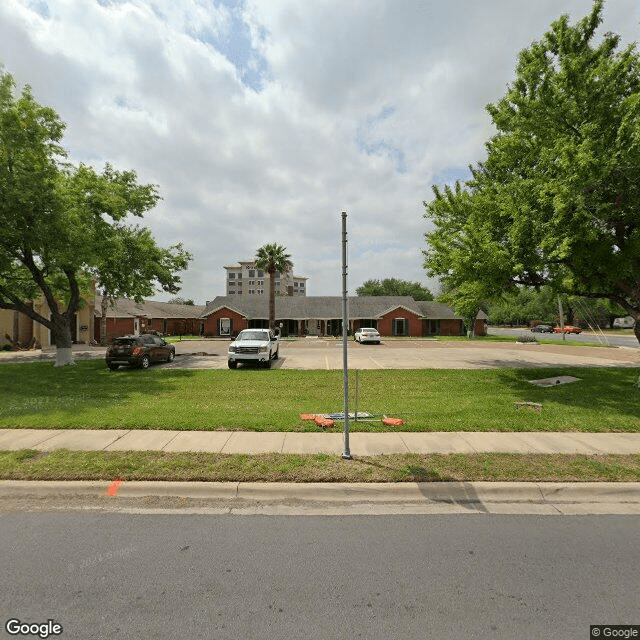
[224,260,308,297]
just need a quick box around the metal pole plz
[341,211,352,459]
[558,296,566,342]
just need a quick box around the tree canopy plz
[0,71,191,365]
[423,0,640,343]
[255,243,292,332]
[356,278,433,301]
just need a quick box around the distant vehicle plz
[554,325,582,334]
[228,329,279,369]
[613,316,635,329]
[354,328,381,344]
[531,324,554,333]
[106,335,175,370]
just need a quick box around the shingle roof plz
[200,296,462,320]
[96,297,205,319]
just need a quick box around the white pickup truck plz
[228,329,279,369]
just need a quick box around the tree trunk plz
[51,314,74,367]
[268,270,276,332]
[634,316,640,346]
[100,296,108,345]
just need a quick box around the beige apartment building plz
[224,260,308,297]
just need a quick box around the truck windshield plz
[237,331,269,341]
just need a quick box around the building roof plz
[95,297,205,319]
[201,296,465,320]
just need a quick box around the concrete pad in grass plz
[0,429,61,450]
[104,430,181,452]
[221,432,286,454]
[161,431,232,453]
[36,429,130,451]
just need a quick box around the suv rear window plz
[113,338,139,346]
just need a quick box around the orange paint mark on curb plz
[107,480,123,496]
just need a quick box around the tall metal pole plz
[341,211,352,460]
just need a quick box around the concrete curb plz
[2,480,639,503]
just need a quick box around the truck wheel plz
[264,360,271,369]
[228,360,237,369]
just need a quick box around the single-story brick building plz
[94,297,206,343]
[200,296,486,338]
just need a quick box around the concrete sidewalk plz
[1,428,639,455]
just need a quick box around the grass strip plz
[2,449,639,483]
[0,361,638,432]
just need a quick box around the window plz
[228,273,235,279]
[393,318,408,336]
[248,270,255,277]
[218,318,232,336]
[426,319,440,335]
[258,270,264,277]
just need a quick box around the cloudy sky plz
[1,0,638,302]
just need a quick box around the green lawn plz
[1,360,638,432]
[1,449,639,482]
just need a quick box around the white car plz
[228,329,279,369]
[354,328,381,344]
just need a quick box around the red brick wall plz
[439,319,462,336]
[473,319,487,336]
[203,308,247,337]
[95,318,135,342]
[378,309,422,336]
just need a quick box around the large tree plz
[423,0,640,343]
[356,278,433,300]
[0,71,191,365]
[255,243,292,332]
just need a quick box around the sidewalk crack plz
[103,430,131,451]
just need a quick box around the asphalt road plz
[1,513,638,640]
[490,326,639,348]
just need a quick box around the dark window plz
[393,318,408,336]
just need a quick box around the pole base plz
[341,452,353,460]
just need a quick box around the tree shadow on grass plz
[491,366,640,431]
[0,360,204,429]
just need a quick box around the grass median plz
[1,449,639,482]
[0,360,638,432]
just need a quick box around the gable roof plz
[96,297,205,319]
[201,296,461,320]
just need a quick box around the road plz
[489,326,639,349]
[1,512,638,640]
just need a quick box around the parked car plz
[554,325,583,334]
[531,324,554,333]
[354,328,381,344]
[228,329,279,369]
[106,334,175,370]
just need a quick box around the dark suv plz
[106,335,175,370]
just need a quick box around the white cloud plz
[0,0,638,301]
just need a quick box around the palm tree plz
[255,243,293,332]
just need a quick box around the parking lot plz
[166,337,640,370]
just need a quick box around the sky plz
[0,0,638,302]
